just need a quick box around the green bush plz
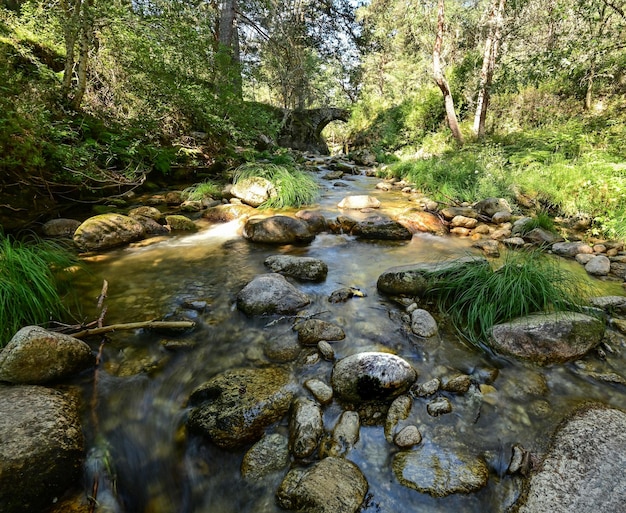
[0,234,79,346]
[233,162,319,209]
[428,251,591,346]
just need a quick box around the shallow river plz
[70,167,626,513]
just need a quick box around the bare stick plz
[72,320,196,339]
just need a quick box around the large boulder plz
[331,352,417,403]
[187,367,295,449]
[243,215,315,245]
[377,257,488,297]
[0,326,95,384]
[393,443,489,497]
[489,312,605,365]
[237,273,311,315]
[73,213,145,251]
[276,457,368,513]
[513,404,626,513]
[264,254,328,282]
[0,385,84,513]
[230,176,277,207]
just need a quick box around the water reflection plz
[71,172,626,513]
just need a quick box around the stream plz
[69,161,626,513]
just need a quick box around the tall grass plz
[428,251,591,346]
[182,180,222,201]
[233,162,319,209]
[0,234,78,346]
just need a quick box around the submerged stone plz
[237,273,311,316]
[393,443,489,497]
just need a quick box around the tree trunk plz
[218,0,242,97]
[70,0,94,109]
[433,0,464,145]
[61,0,82,96]
[473,0,506,137]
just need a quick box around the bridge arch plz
[277,107,350,155]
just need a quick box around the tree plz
[473,0,506,137]
[217,0,242,97]
[433,0,464,144]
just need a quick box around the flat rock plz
[552,241,593,257]
[187,367,295,448]
[513,404,626,513]
[337,195,381,210]
[393,443,489,497]
[351,215,413,240]
[241,433,290,481]
[237,273,311,315]
[265,254,328,282]
[490,312,605,365]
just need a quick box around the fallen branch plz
[71,320,196,339]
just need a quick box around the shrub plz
[233,162,319,209]
[428,251,591,346]
[0,234,79,346]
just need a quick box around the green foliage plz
[233,162,319,209]
[515,211,557,236]
[182,180,222,201]
[0,234,79,346]
[429,251,590,346]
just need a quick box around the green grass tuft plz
[182,180,222,201]
[0,234,79,347]
[428,250,591,346]
[233,162,319,209]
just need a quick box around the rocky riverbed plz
[1,153,626,513]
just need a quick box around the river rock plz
[202,203,256,222]
[585,255,611,276]
[490,312,605,365]
[513,404,626,513]
[451,215,478,229]
[186,367,295,448]
[337,195,381,210]
[551,241,593,257]
[289,397,323,459]
[241,433,290,481]
[589,295,626,313]
[0,385,84,513]
[395,425,422,448]
[396,210,448,236]
[331,352,417,403]
[73,213,145,251]
[412,377,441,397]
[393,444,489,497]
[475,197,512,217]
[0,326,95,384]
[441,374,472,394]
[377,257,488,297]
[165,214,197,231]
[295,210,328,233]
[523,228,560,245]
[264,254,328,282]
[237,273,311,315]
[231,176,277,207]
[410,308,438,338]
[322,410,361,458]
[384,395,412,442]
[243,215,315,244]
[294,319,345,345]
[128,205,164,222]
[440,207,477,220]
[472,239,501,257]
[351,215,413,240]
[305,378,333,404]
[427,397,452,416]
[42,218,81,238]
[276,457,368,513]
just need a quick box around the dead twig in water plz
[71,320,196,339]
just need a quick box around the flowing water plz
[68,166,626,513]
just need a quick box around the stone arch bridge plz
[276,107,350,155]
